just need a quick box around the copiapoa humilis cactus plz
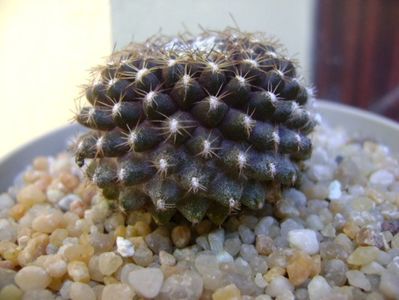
[73,28,316,225]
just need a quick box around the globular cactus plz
[73,29,316,225]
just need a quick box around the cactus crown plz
[74,28,316,225]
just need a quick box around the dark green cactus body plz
[74,29,316,224]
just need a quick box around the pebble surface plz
[0,125,399,299]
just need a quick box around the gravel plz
[0,124,399,299]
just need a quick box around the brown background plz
[314,0,399,120]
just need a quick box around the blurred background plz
[0,0,398,157]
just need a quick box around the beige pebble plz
[264,267,286,282]
[67,261,90,282]
[43,255,67,278]
[63,244,94,263]
[49,228,68,247]
[33,156,49,171]
[70,282,96,300]
[0,260,15,270]
[16,185,46,207]
[22,289,55,300]
[159,250,176,266]
[93,285,105,300]
[34,174,53,192]
[32,211,65,233]
[88,255,104,282]
[195,219,213,235]
[8,203,27,221]
[70,200,86,218]
[347,246,380,266]
[59,172,80,191]
[126,211,152,225]
[15,265,51,291]
[126,221,151,237]
[212,284,241,300]
[23,170,44,184]
[287,251,313,286]
[101,283,134,300]
[0,284,23,300]
[89,232,115,253]
[171,225,191,248]
[256,234,274,255]
[128,268,164,298]
[17,234,49,266]
[98,252,123,276]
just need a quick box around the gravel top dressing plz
[0,122,399,300]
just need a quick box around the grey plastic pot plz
[0,100,398,192]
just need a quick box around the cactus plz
[73,28,316,225]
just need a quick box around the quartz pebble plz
[347,246,380,266]
[238,225,255,244]
[254,272,267,288]
[116,236,135,257]
[32,210,65,233]
[0,267,16,289]
[0,193,14,210]
[208,229,225,253]
[98,252,123,275]
[16,184,46,206]
[323,259,348,286]
[255,296,272,300]
[159,250,176,266]
[128,267,164,298]
[224,237,241,256]
[266,276,294,297]
[70,282,96,300]
[328,180,342,200]
[307,276,331,300]
[0,284,23,300]
[171,225,191,248]
[346,270,371,291]
[286,251,313,286]
[101,283,134,300]
[369,169,394,186]
[159,270,203,300]
[67,261,90,282]
[43,255,67,278]
[0,220,17,242]
[15,266,51,291]
[212,284,241,300]
[145,228,173,253]
[288,229,319,254]
[256,234,274,256]
[22,289,55,300]
[58,194,80,211]
[379,269,399,299]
